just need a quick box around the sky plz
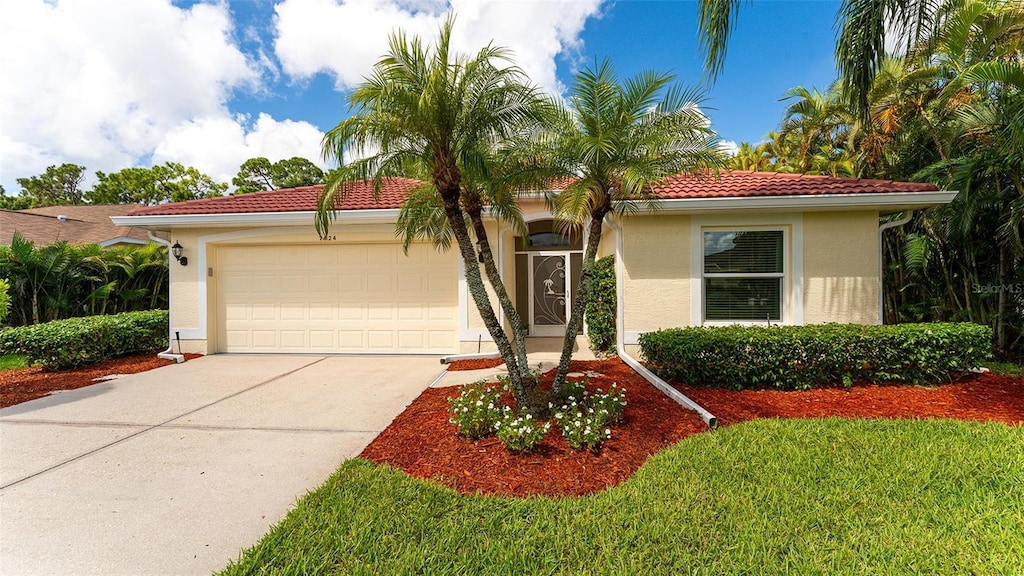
[0,0,843,194]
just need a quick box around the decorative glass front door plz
[529,253,569,336]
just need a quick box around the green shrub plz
[0,310,168,371]
[0,278,9,326]
[585,256,616,355]
[447,381,504,439]
[639,322,993,390]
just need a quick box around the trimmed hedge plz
[639,322,993,390]
[0,310,168,371]
[585,255,617,355]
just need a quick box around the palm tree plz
[519,59,724,394]
[778,84,856,173]
[315,17,551,412]
[698,0,958,118]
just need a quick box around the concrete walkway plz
[0,355,445,576]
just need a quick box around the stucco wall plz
[802,211,880,324]
[620,214,692,335]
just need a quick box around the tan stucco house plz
[111,171,954,356]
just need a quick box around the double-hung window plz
[702,229,785,322]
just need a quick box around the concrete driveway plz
[0,355,445,575]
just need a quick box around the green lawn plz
[986,360,1024,376]
[220,418,1024,575]
[0,354,28,371]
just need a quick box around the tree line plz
[720,0,1023,357]
[0,234,168,326]
[0,157,329,210]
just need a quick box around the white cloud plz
[719,140,740,156]
[153,113,328,183]
[0,0,260,189]
[272,0,603,95]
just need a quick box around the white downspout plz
[607,218,718,428]
[148,231,185,363]
[877,211,914,325]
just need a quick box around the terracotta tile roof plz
[648,170,939,198]
[122,172,939,217]
[2,204,162,246]
[127,178,426,216]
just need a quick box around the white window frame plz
[690,214,804,326]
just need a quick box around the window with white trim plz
[702,229,784,322]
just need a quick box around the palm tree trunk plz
[466,208,531,381]
[440,189,542,413]
[551,210,608,397]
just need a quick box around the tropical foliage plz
[513,59,724,395]
[723,0,1024,357]
[317,16,552,412]
[232,157,324,194]
[0,234,168,326]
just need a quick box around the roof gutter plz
[112,209,402,229]
[606,218,718,429]
[147,230,184,364]
[646,190,955,214]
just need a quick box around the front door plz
[529,253,570,336]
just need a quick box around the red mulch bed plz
[0,353,203,408]
[362,359,1024,498]
[446,357,506,371]
[677,372,1024,426]
[361,358,707,497]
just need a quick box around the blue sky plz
[0,0,843,192]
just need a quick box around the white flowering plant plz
[589,383,627,424]
[553,378,628,451]
[554,406,612,452]
[494,407,551,452]
[447,380,504,439]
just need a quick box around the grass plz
[220,418,1024,575]
[986,360,1024,376]
[0,354,28,372]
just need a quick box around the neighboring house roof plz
[1,204,163,246]
[113,171,953,228]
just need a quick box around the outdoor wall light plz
[171,241,188,266]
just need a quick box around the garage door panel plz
[309,331,335,348]
[252,331,278,349]
[251,275,278,293]
[367,331,394,349]
[280,331,307,349]
[309,303,335,320]
[308,275,337,293]
[280,303,307,321]
[216,243,457,353]
[280,275,308,292]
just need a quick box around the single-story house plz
[111,171,954,356]
[2,204,164,247]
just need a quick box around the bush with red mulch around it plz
[361,358,707,497]
[446,357,506,371]
[361,358,1024,498]
[0,353,203,408]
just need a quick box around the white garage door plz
[215,243,458,354]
